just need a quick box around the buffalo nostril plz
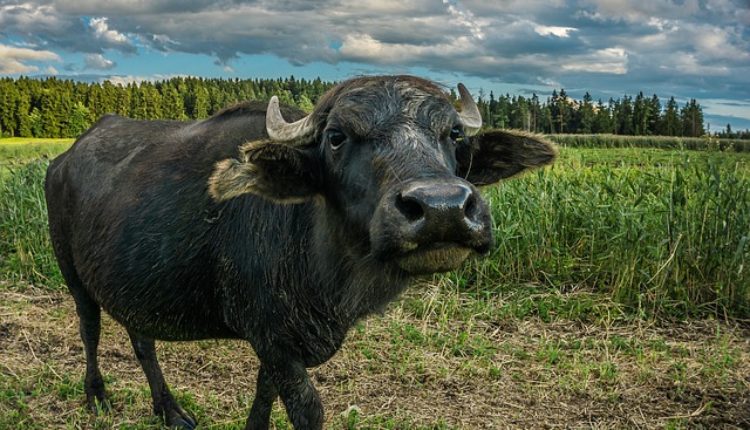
[395,193,425,222]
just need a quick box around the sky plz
[1,0,749,131]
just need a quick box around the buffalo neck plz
[309,199,411,323]
[215,194,410,337]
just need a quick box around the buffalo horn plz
[457,83,482,136]
[265,96,315,144]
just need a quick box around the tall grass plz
[1,146,748,317]
[0,139,74,180]
[459,153,750,317]
[550,134,750,152]
[0,159,63,287]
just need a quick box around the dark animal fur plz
[45,75,556,429]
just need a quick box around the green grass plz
[2,136,750,428]
[0,137,74,145]
[3,285,748,429]
[461,151,750,317]
[0,138,74,181]
[0,160,64,287]
[1,141,749,317]
[549,134,750,152]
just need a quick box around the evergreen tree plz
[661,97,680,136]
[725,123,733,138]
[633,92,648,135]
[592,99,612,134]
[0,76,724,139]
[542,105,554,134]
[39,90,62,138]
[15,93,32,137]
[530,93,541,132]
[114,89,131,117]
[130,84,148,120]
[194,86,210,119]
[142,84,163,119]
[548,90,559,133]
[510,95,530,131]
[29,107,43,137]
[615,96,634,135]
[65,102,92,137]
[0,80,19,136]
[488,91,497,128]
[647,95,661,135]
[161,84,187,120]
[681,99,705,137]
[579,92,595,133]
[297,94,314,113]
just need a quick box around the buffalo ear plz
[208,140,321,203]
[457,129,558,186]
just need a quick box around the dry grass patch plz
[2,284,749,429]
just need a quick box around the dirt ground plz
[2,285,749,429]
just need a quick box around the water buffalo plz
[45,75,556,429]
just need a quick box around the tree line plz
[0,76,328,139]
[476,88,713,138]
[0,76,745,139]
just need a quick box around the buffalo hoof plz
[161,404,198,430]
[85,389,110,415]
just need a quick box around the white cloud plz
[662,52,731,76]
[561,48,628,74]
[0,4,136,53]
[691,25,749,61]
[339,33,477,64]
[0,0,748,109]
[89,17,134,51]
[85,53,116,70]
[0,43,61,74]
[582,0,701,23]
[442,0,486,40]
[534,25,578,38]
[701,99,750,119]
[0,4,66,32]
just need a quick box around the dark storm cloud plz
[0,0,748,109]
[0,3,137,54]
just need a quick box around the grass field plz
[1,137,749,428]
[550,134,750,152]
[0,138,75,179]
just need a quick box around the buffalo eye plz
[449,125,465,145]
[326,129,347,151]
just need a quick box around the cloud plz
[0,43,60,74]
[580,0,702,23]
[339,33,478,65]
[443,0,486,40]
[561,48,628,74]
[0,3,136,54]
[85,53,116,70]
[0,0,748,105]
[534,25,578,38]
[89,17,131,48]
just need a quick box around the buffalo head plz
[209,76,556,275]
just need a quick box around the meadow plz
[1,136,749,429]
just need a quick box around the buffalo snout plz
[372,179,494,274]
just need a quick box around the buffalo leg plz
[267,361,323,430]
[244,364,279,430]
[68,286,107,412]
[127,331,197,429]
